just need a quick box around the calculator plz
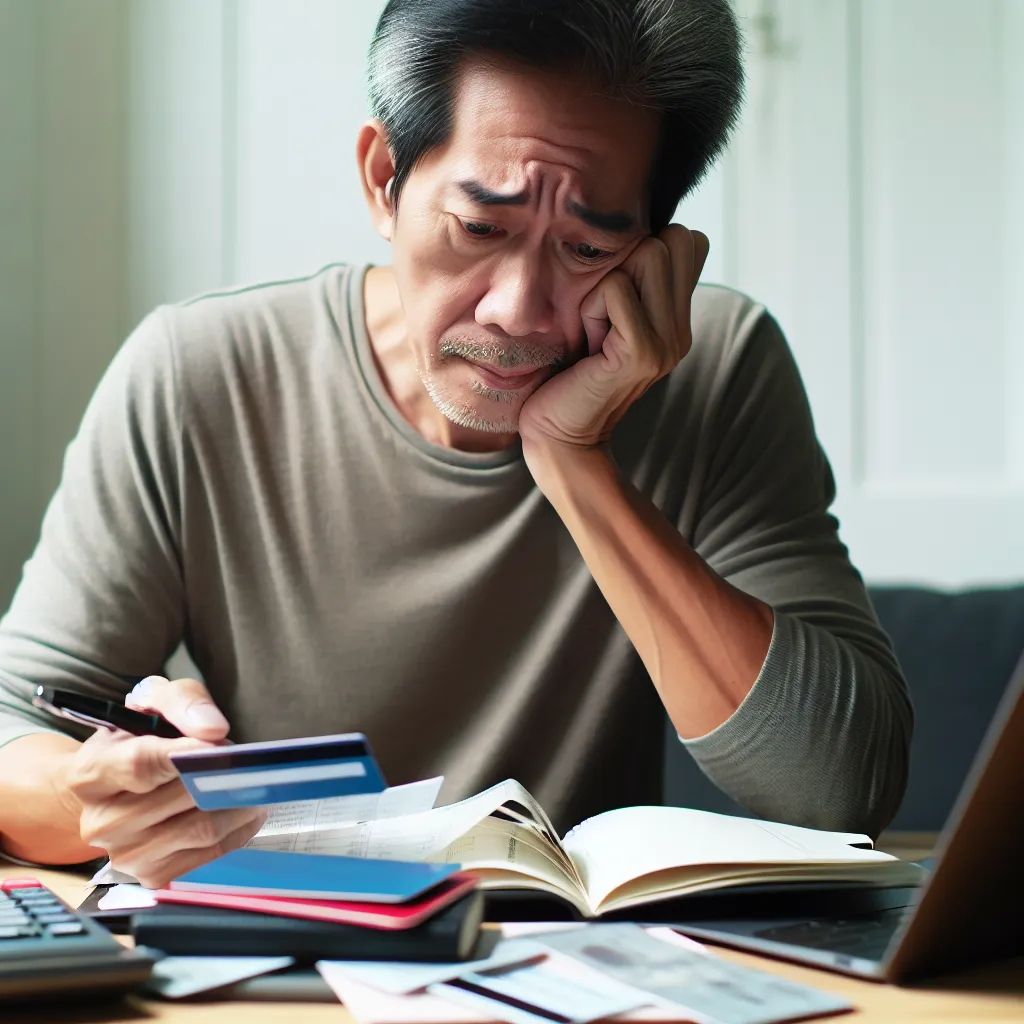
[0,877,155,1002]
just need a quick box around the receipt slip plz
[171,733,386,810]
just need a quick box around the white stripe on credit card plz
[192,760,368,792]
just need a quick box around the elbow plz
[737,690,913,839]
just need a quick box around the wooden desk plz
[4,865,1021,1024]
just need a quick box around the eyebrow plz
[456,180,636,234]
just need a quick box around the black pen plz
[32,685,183,739]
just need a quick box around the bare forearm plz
[0,733,98,865]
[526,441,773,738]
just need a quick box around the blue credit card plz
[170,733,386,810]
[170,848,462,903]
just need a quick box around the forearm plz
[525,440,773,739]
[0,733,98,865]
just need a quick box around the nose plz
[475,251,555,338]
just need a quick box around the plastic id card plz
[170,733,386,810]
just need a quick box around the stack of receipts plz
[317,923,853,1024]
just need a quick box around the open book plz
[246,779,926,919]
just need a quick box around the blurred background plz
[1,0,1022,614]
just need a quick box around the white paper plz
[317,939,548,995]
[96,883,157,910]
[290,779,564,865]
[249,776,444,847]
[88,862,138,886]
[146,956,294,999]
[499,921,586,938]
[539,923,852,1024]
[432,952,649,1024]
[319,930,717,1024]
[317,966,500,1023]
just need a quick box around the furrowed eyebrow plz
[566,199,635,234]
[456,180,636,234]
[457,180,530,206]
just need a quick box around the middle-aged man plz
[0,0,911,888]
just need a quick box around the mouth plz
[464,360,548,391]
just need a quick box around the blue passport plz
[170,849,462,904]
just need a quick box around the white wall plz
[1,0,1021,609]
[0,0,130,605]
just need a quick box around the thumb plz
[126,675,230,741]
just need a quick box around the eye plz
[461,221,500,238]
[571,241,613,264]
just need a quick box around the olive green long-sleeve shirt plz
[0,264,911,836]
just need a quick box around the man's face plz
[388,61,659,435]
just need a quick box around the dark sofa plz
[662,585,1024,832]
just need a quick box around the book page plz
[426,819,590,916]
[562,805,912,912]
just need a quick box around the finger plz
[80,777,197,850]
[598,271,669,377]
[69,731,211,800]
[580,278,613,357]
[659,224,696,312]
[622,238,676,357]
[660,225,706,357]
[113,808,266,890]
[127,675,229,741]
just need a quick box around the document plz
[539,924,852,1024]
[246,776,444,851]
[318,929,727,1024]
[318,938,548,994]
[432,956,649,1024]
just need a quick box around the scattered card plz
[145,955,295,1000]
[434,955,649,1024]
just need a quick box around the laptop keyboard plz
[754,906,913,961]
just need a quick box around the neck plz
[362,265,519,453]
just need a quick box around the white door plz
[681,0,1024,586]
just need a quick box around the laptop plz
[673,655,1024,983]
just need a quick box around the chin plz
[421,365,537,435]
[440,393,524,435]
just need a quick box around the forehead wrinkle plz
[468,149,631,211]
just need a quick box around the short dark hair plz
[367,0,744,234]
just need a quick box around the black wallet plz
[130,889,484,962]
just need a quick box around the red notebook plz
[151,873,476,931]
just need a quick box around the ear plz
[356,119,396,242]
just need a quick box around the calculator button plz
[17,895,59,906]
[0,925,38,939]
[0,911,30,925]
[7,888,46,898]
[34,911,77,924]
[46,922,86,936]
